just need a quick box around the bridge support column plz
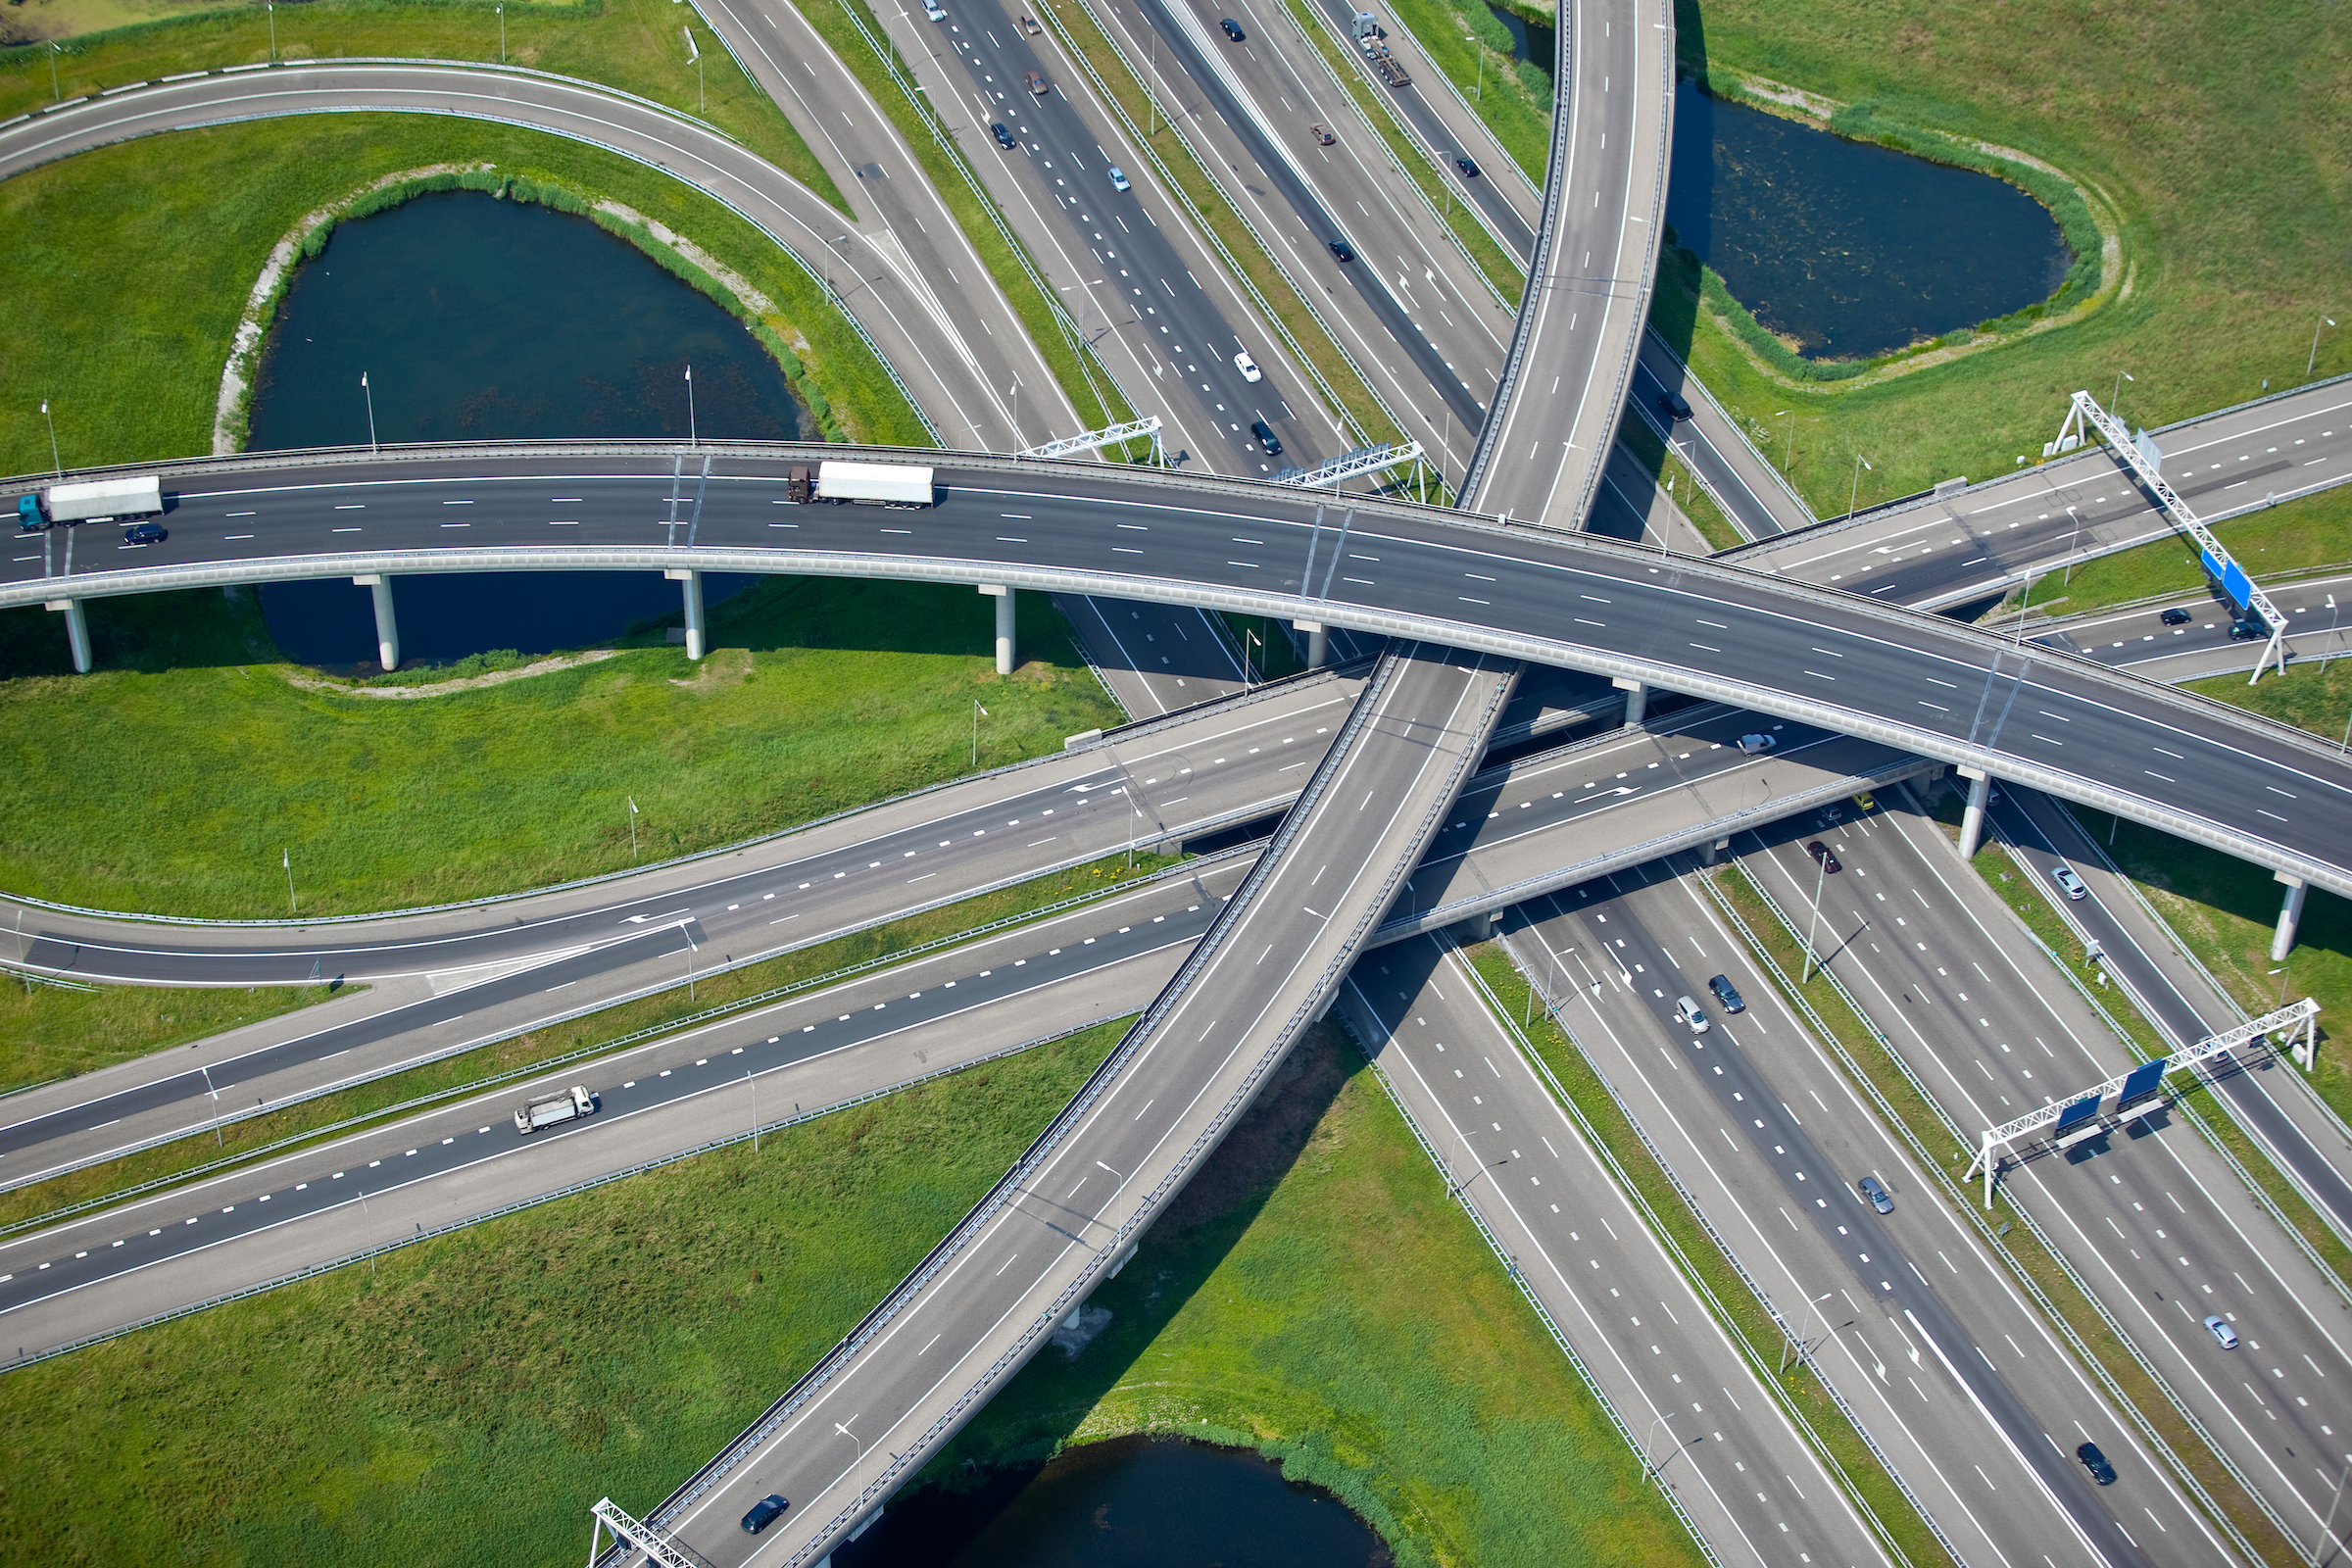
[43,599,90,673]
[1702,836,1730,867]
[2272,872,2309,961]
[1295,618,1328,668]
[1956,767,1991,859]
[979,583,1014,673]
[664,568,706,660]
[1611,676,1647,728]
[353,574,399,671]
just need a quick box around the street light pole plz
[2324,594,2339,672]
[2110,368,2132,423]
[497,3,505,62]
[684,365,696,447]
[1800,850,1828,984]
[1463,35,1482,99]
[268,2,276,61]
[2312,318,2337,380]
[2063,504,2082,585]
[627,795,639,860]
[1776,410,1792,472]
[39,400,61,477]
[972,699,987,766]
[282,847,297,914]
[1846,452,1871,519]
[361,371,377,453]
[2015,569,2038,649]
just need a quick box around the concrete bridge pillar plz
[2273,872,2309,961]
[980,583,1014,673]
[353,574,399,671]
[44,599,90,673]
[665,568,706,660]
[1611,676,1648,728]
[1956,767,1991,859]
[1295,618,1328,668]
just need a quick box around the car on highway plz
[122,521,167,545]
[2076,1442,2117,1486]
[1455,155,1480,176]
[1310,122,1335,145]
[923,0,945,17]
[1657,390,1694,422]
[1233,349,1261,381]
[1220,16,1245,38]
[2229,619,2265,640]
[1805,841,1840,873]
[1857,1175,1893,1213]
[2049,863,2087,900]
[1737,732,1776,755]
[991,122,1017,148]
[1024,69,1050,95]
[1851,791,1876,812]
[2161,607,2193,625]
[1328,239,1355,263]
[1707,973,1745,1013]
[1673,995,1710,1033]
[741,1494,790,1534]
[1107,165,1131,191]
[2203,1313,2239,1348]
[1250,419,1283,456]
[1819,800,1843,826]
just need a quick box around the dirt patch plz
[283,648,620,699]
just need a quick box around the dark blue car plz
[742,1494,790,1534]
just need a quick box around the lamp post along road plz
[2313,318,2337,380]
[1846,451,1871,519]
[39,400,60,477]
[360,372,377,453]
[684,365,696,447]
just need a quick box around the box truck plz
[814,462,936,507]
[18,474,165,529]
[514,1085,598,1134]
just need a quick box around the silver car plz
[2049,863,2088,901]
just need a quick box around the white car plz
[1233,349,1261,382]
[1673,995,1710,1034]
[2203,1314,2239,1349]
[923,0,946,18]
[2050,863,2087,901]
[1107,166,1131,191]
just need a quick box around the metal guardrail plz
[1447,937,1943,1568]
[1707,861,2279,1565]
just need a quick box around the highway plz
[2034,569,2352,685]
[1337,936,1898,1568]
[1734,380,2352,611]
[1740,790,2352,1560]
[1506,869,2229,1568]
[8,442,2350,897]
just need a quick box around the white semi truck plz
[813,462,935,507]
[514,1085,598,1134]
[17,474,165,529]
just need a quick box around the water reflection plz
[836,1438,1394,1567]
[248,191,799,665]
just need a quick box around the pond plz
[835,1437,1394,1568]
[1662,81,2071,359]
[248,190,804,668]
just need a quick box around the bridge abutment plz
[1295,618,1328,667]
[44,599,90,673]
[353,574,399,671]
[979,583,1014,673]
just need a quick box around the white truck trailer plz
[514,1085,598,1134]
[17,474,165,529]
[813,462,935,507]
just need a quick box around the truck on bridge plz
[814,462,936,508]
[17,474,165,529]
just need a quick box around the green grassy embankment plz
[920,1024,1706,1568]
[0,110,921,478]
[1619,415,1744,551]
[0,569,1122,918]
[0,1022,1125,1567]
[1999,485,2352,619]
[0,0,847,213]
[0,850,1181,1232]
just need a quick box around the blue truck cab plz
[17,493,43,530]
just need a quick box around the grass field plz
[0,0,847,212]
[2006,486,2352,618]
[0,1022,1124,1567]
[916,1024,1703,1568]
[0,571,1122,918]
[0,110,923,480]
[1653,0,2352,514]
[0,978,345,1098]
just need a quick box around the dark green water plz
[248,191,802,666]
[835,1437,1392,1567]
[1663,81,2071,359]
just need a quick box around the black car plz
[1707,973,1745,1013]
[122,521,167,545]
[1657,390,1694,422]
[1250,419,1283,456]
[2076,1443,2117,1486]
[741,1494,790,1534]
[1455,155,1480,176]
[1220,16,1245,38]
[991,122,1016,148]
[1805,840,1840,873]
[2159,607,2192,625]
[1328,239,1354,263]
[2228,620,2265,640]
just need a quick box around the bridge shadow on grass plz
[0,584,280,681]
[910,1017,1362,1490]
